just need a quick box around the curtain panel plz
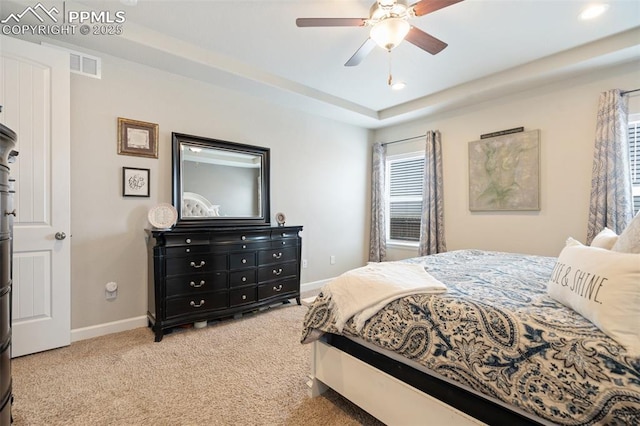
[587,89,634,243]
[369,143,387,262]
[419,131,447,256]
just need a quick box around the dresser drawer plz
[258,247,297,265]
[230,270,256,287]
[0,192,10,237]
[270,238,298,249]
[227,241,271,252]
[0,240,9,287]
[165,234,209,247]
[0,341,10,410]
[258,278,298,300]
[272,229,299,240]
[166,244,211,257]
[258,262,298,283]
[230,287,257,307]
[165,272,227,297]
[229,252,257,270]
[0,291,8,344]
[165,293,228,318]
[211,231,270,244]
[166,254,226,276]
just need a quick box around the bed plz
[301,249,640,425]
[181,191,220,217]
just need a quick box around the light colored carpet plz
[11,303,384,426]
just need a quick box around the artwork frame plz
[122,167,150,197]
[468,129,540,212]
[117,117,158,158]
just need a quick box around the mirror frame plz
[172,132,271,227]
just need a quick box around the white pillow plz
[590,227,618,250]
[612,211,640,254]
[547,237,640,356]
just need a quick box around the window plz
[629,115,640,214]
[386,153,424,244]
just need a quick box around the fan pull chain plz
[387,50,393,86]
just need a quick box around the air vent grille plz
[42,43,101,79]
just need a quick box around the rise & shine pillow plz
[547,237,640,356]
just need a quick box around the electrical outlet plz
[302,259,308,268]
[105,282,118,300]
[330,255,336,265]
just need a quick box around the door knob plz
[55,232,66,240]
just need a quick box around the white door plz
[0,36,71,357]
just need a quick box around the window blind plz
[630,120,640,214]
[388,157,424,242]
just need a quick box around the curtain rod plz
[622,88,640,95]
[381,134,426,146]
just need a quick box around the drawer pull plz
[241,235,246,241]
[272,252,283,259]
[190,261,206,268]
[282,241,286,246]
[185,248,191,253]
[273,284,283,292]
[185,238,192,244]
[190,280,205,288]
[242,277,247,282]
[242,244,247,249]
[5,210,16,216]
[273,268,283,276]
[190,299,205,308]
[242,294,247,300]
[242,258,247,264]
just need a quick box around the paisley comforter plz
[301,250,640,425]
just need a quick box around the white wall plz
[70,52,371,329]
[376,60,640,261]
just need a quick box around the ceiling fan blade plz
[345,38,377,67]
[296,18,367,27]
[405,27,448,54]
[411,0,464,17]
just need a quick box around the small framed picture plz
[117,117,158,158]
[122,167,150,197]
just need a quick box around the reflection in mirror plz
[172,133,270,227]
[181,144,261,218]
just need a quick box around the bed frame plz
[307,334,547,426]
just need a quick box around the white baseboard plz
[301,278,331,294]
[70,280,333,342]
[71,315,148,342]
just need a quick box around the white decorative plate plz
[275,212,286,225]
[148,203,178,229]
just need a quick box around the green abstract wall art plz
[468,130,540,211]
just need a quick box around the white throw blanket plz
[322,262,447,332]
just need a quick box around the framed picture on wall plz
[468,129,540,211]
[117,117,158,158]
[122,167,150,197]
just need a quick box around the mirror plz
[172,133,270,227]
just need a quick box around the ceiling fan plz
[296,0,464,67]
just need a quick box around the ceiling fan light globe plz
[370,18,410,50]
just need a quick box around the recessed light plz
[391,81,406,90]
[579,4,609,20]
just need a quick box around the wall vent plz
[42,43,101,79]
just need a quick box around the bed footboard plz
[307,338,486,426]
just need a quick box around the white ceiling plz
[3,0,640,128]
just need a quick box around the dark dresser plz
[0,124,17,425]
[147,225,302,342]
